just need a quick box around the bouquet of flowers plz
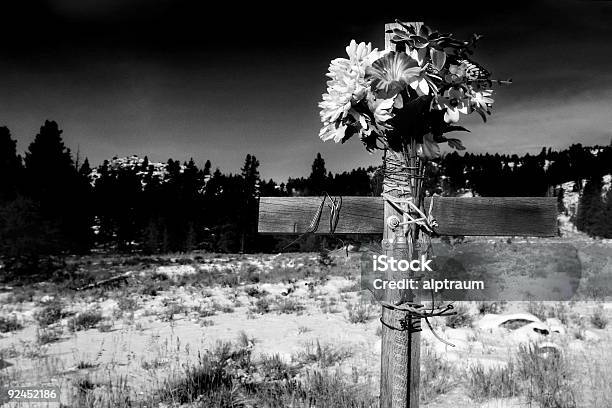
[318,21,510,160]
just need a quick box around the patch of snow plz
[156,265,197,277]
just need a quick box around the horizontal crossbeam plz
[258,196,557,237]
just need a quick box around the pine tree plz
[602,187,612,239]
[79,158,91,180]
[0,197,61,276]
[184,223,197,252]
[143,220,160,254]
[0,126,23,202]
[203,160,212,176]
[309,153,327,194]
[24,120,92,253]
[240,154,261,252]
[576,177,604,237]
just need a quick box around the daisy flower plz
[319,40,382,142]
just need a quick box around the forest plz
[1,120,611,276]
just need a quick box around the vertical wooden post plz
[380,22,423,408]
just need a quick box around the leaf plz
[420,25,431,38]
[396,21,417,35]
[421,133,441,159]
[411,35,429,48]
[392,28,408,37]
[446,138,466,150]
[370,97,395,123]
[341,124,359,144]
[430,49,447,71]
[444,125,471,133]
[393,93,404,109]
[474,107,487,123]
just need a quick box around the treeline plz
[1,120,611,276]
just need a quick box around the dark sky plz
[1,1,611,181]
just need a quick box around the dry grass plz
[467,343,578,407]
[419,341,457,403]
[275,297,305,314]
[33,301,65,326]
[68,310,104,332]
[467,362,520,401]
[156,335,374,407]
[0,247,610,407]
[346,302,375,324]
[590,306,608,329]
[293,340,352,368]
[445,303,473,328]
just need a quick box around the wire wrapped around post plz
[380,144,455,331]
[379,140,456,408]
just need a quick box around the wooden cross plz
[258,22,557,408]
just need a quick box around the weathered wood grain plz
[258,196,558,237]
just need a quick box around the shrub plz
[33,302,64,327]
[76,360,98,369]
[590,307,608,329]
[318,248,335,268]
[0,315,23,333]
[36,327,63,344]
[197,305,216,318]
[293,341,351,368]
[253,370,377,407]
[98,321,113,332]
[158,338,254,405]
[346,303,374,324]
[468,362,520,401]
[158,341,375,408]
[547,303,569,325]
[117,296,138,313]
[68,310,103,332]
[527,301,548,321]
[251,297,271,314]
[245,286,268,298]
[445,304,473,328]
[160,302,186,322]
[276,298,305,314]
[339,281,361,293]
[212,301,235,314]
[420,342,456,402]
[477,301,506,315]
[516,344,577,408]
[259,354,297,381]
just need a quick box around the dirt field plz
[1,237,611,407]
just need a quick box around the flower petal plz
[430,49,446,71]
[444,108,460,123]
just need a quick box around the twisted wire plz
[378,147,455,347]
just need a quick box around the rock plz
[0,359,13,370]
[584,330,600,342]
[40,295,55,303]
[545,317,566,335]
[475,313,541,331]
[535,342,563,359]
[510,322,550,343]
